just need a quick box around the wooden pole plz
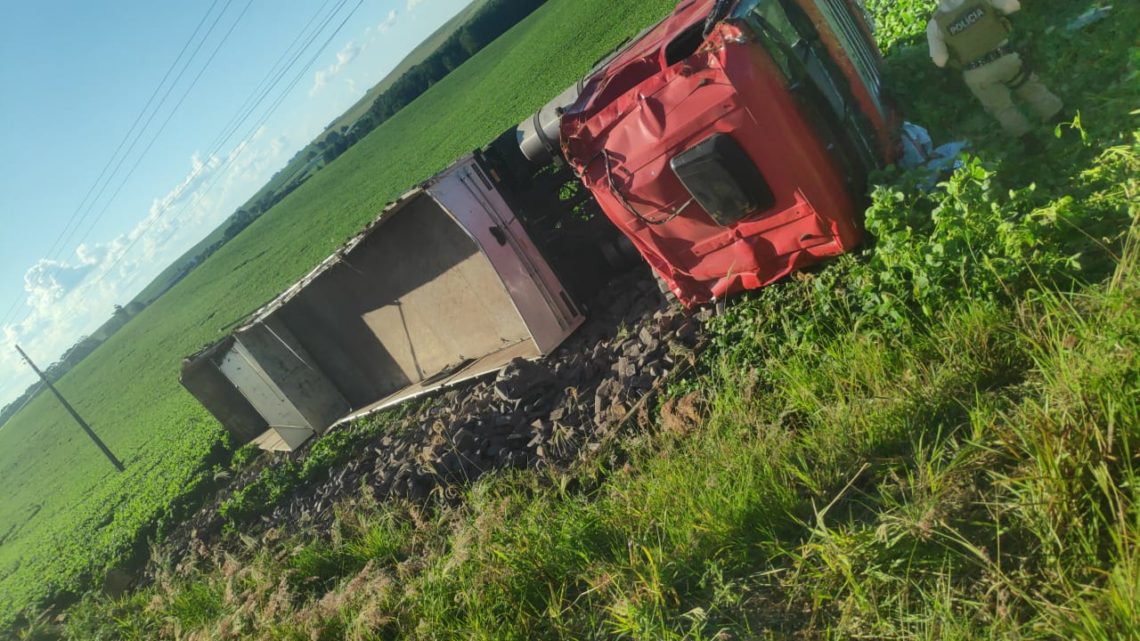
[14,345,124,472]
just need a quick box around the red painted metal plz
[561,0,895,306]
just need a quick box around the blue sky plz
[0,0,473,406]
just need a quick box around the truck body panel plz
[561,0,896,305]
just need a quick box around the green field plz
[24,0,1140,629]
[4,0,1139,636]
[22,0,1140,634]
[320,0,493,138]
[0,0,680,626]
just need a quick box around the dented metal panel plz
[560,0,896,306]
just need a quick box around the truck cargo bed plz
[181,156,583,451]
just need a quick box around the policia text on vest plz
[927,0,1063,138]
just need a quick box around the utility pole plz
[14,345,124,472]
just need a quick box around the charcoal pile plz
[153,269,707,575]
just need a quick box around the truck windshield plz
[739,0,885,117]
[734,0,882,171]
[733,0,812,82]
[734,0,803,45]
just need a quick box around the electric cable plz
[69,0,257,253]
[52,0,242,260]
[147,0,356,254]
[2,0,362,396]
[89,0,365,290]
[204,0,344,159]
[39,0,226,264]
[0,0,228,332]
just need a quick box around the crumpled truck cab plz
[559,0,898,306]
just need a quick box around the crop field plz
[4,0,1139,637]
[0,0,680,627]
[320,0,493,138]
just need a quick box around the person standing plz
[927,0,1064,144]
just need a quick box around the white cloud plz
[336,42,362,68]
[23,259,97,308]
[378,9,398,33]
[0,133,287,408]
[406,0,427,12]
[13,155,223,337]
[311,70,330,94]
[310,41,364,96]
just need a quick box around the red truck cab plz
[560,0,898,305]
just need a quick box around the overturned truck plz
[182,0,898,450]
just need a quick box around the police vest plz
[935,1,1012,66]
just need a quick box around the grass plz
[0,0,680,628]
[45,216,1140,639]
[5,0,1140,637]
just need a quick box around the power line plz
[40,0,231,264]
[79,0,350,285]
[141,0,352,253]
[6,0,361,369]
[2,0,363,422]
[69,0,257,254]
[3,1,251,337]
[138,0,365,258]
[0,0,229,331]
[143,0,352,258]
[1,0,243,339]
[41,0,228,265]
[204,0,343,158]
[196,0,352,188]
[154,0,349,208]
[131,0,349,257]
[90,0,365,290]
[0,297,23,332]
[49,0,241,263]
